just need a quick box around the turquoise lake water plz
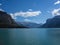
[0,28,60,45]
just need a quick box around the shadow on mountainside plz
[0,11,26,28]
[41,16,60,28]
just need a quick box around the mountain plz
[17,22,42,28]
[0,11,26,28]
[41,15,60,28]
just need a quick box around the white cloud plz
[52,8,60,16]
[10,9,41,19]
[28,9,33,11]
[0,9,4,11]
[24,19,40,24]
[54,0,60,5]
[0,3,2,6]
[24,19,31,22]
[10,13,17,19]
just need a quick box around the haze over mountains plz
[17,22,42,28]
[0,11,60,28]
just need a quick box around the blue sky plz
[0,0,60,24]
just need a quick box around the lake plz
[0,28,60,45]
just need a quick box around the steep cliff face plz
[0,11,26,28]
[41,16,60,28]
[0,11,14,24]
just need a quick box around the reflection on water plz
[0,28,60,45]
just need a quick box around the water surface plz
[0,28,60,45]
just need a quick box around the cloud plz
[0,9,4,11]
[52,8,60,16]
[10,13,17,19]
[10,9,41,19]
[24,19,40,24]
[24,19,31,22]
[54,0,60,5]
[0,3,2,6]
[28,9,33,11]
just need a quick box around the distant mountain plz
[17,22,42,28]
[41,15,60,28]
[0,11,26,28]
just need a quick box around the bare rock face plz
[0,11,14,24]
[0,11,26,28]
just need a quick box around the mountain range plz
[17,22,42,28]
[0,11,26,28]
[0,11,60,28]
[41,16,60,28]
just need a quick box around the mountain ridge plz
[0,11,26,28]
[17,22,42,28]
[41,15,60,28]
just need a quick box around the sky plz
[0,0,60,24]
